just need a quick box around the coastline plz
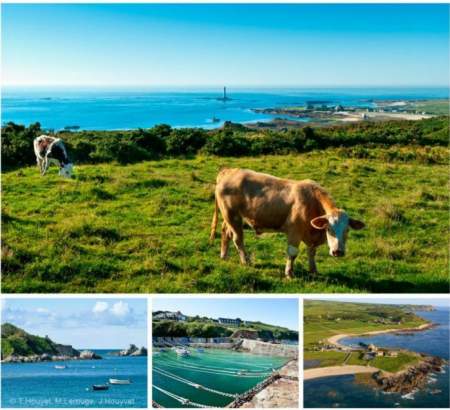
[327,322,434,350]
[304,365,380,381]
[305,322,442,386]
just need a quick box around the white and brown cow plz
[210,168,365,277]
[33,135,73,178]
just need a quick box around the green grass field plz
[304,300,427,373]
[2,146,448,293]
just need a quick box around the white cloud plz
[92,302,109,314]
[1,299,6,312]
[110,301,130,318]
[36,307,50,314]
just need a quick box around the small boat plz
[92,385,109,391]
[175,347,190,357]
[54,365,67,369]
[160,348,167,353]
[196,348,205,353]
[109,378,132,385]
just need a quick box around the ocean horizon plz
[2,86,448,131]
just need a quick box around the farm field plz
[2,146,449,293]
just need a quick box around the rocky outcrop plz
[79,350,102,360]
[231,330,258,340]
[55,343,80,357]
[372,355,446,394]
[131,347,147,356]
[116,344,147,357]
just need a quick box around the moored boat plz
[54,365,67,369]
[109,378,132,385]
[175,347,190,356]
[92,384,109,391]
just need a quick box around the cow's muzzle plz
[331,249,345,257]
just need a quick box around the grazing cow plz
[33,135,73,178]
[210,168,365,278]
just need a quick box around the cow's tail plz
[209,194,219,243]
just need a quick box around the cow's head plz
[59,163,74,178]
[311,210,365,257]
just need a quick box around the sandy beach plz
[304,365,379,381]
[327,323,433,349]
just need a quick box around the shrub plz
[1,122,41,170]
[203,130,251,156]
[131,125,168,157]
[165,128,206,156]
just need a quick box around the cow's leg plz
[307,246,318,274]
[41,156,49,175]
[219,205,249,264]
[220,221,232,259]
[285,239,300,279]
[36,158,44,174]
[232,228,248,265]
[285,229,303,278]
[228,219,249,265]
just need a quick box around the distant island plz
[1,323,146,363]
[251,98,449,130]
[304,301,446,395]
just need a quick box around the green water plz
[152,348,287,408]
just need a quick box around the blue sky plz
[2,4,448,87]
[1,298,147,349]
[152,298,299,331]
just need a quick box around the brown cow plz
[210,168,365,277]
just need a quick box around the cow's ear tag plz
[311,216,329,230]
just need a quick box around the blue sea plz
[1,350,147,408]
[304,308,450,408]
[1,87,448,131]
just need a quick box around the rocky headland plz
[1,323,102,363]
[371,355,446,395]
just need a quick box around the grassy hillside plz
[152,315,298,340]
[304,300,428,348]
[2,145,448,293]
[1,323,58,358]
